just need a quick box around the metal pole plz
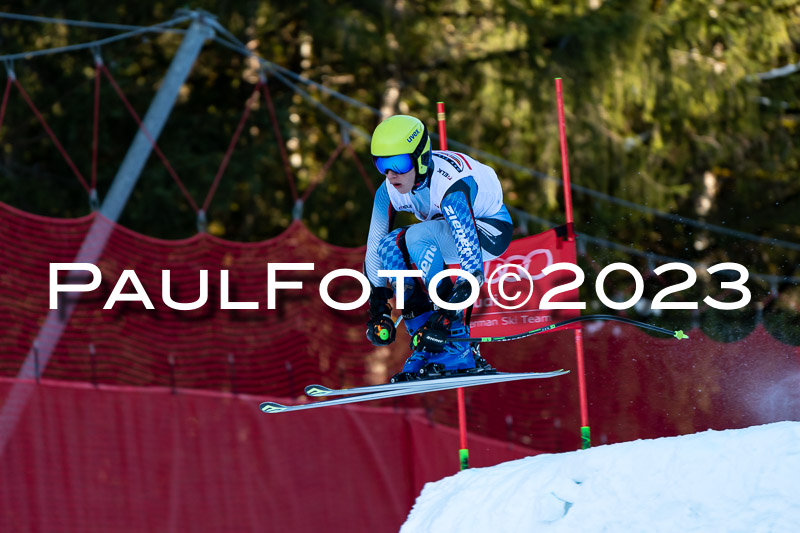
[555,78,575,241]
[33,343,39,384]
[555,78,591,450]
[0,12,215,456]
[89,343,98,388]
[437,101,471,470]
[168,355,177,395]
[227,353,237,395]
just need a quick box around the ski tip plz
[304,384,332,397]
[674,330,689,340]
[260,401,289,414]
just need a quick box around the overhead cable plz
[0,14,192,62]
[0,12,184,32]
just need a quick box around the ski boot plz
[390,309,478,382]
[426,310,498,376]
[390,310,435,382]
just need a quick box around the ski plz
[306,371,534,397]
[260,369,568,414]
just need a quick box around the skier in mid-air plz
[364,114,514,381]
[261,117,680,412]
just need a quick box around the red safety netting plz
[0,378,535,533]
[0,201,374,397]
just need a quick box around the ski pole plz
[448,314,689,343]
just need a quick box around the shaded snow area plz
[402,422,800,533]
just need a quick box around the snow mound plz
[402,422,800,533]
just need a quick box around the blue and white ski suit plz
[364,150,513,312]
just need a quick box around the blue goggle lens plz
[373,154,415,175]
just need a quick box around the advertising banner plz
[470,226,580,338]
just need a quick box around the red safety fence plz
[470,322,800,449]
[0,377,535,533]
[0,201,369,395]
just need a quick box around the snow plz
[401,422,800,533]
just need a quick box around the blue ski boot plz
[434,308,476,374]
[391,311,435,382]
[442,306,496,374]
[391,309,479,382]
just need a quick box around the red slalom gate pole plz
[555,78,591,449]
[437,101,470,470]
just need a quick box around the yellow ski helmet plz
[371,115,433,189]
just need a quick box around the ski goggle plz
[373,154,415,175]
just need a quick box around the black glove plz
[366,287,396,346]
[410,309,457,353]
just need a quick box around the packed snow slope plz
[402,422,800,533]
